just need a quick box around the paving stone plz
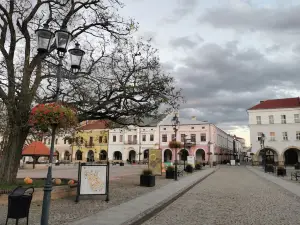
[143,166,300,225]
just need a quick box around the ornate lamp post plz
[36,24,85,225]
[183,135,192,170]
[171,113,180,181]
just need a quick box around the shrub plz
[168,141,182,148]
[186,164,193,170]
[142,169,153,176]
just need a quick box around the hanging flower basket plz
[224,153,228,155]
[168,141,182,149]
[214,152,219,155]
[29,103,77,131]
[207,152,212,155]
[219,153,223,155]
[250,153,254,156]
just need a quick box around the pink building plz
[158,114,237,163]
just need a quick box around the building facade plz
[72,120,109,162]
[248,97,300,165]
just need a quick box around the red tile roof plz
[22,141,57,156]
[248,97,300,110]
[80,120,109,130]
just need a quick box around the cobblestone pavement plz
[143,166,300,225]
[0,174,172,225]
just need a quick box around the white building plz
[108,115,167,162]
[248,97,300,165]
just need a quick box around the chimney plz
[260,100,264,103]
[191,116,196,120]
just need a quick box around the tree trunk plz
[0,124,29,184]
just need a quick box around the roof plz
[79,120,109,130]
[22,141,57,156]
[160,114,209,126]
[248,97,300,110]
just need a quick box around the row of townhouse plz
[248,97,300,165]
[25,113,244,163]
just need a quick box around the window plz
[191,134,196,143]
[113,135,116,142]
[295,114,300,123]
[75,137,79,144]
[202,127,205,129]
[120,135,123,142]
[89,137,93,146]
[142,135,146,142]
[133,135,137,144]
[171,134,175,140]
[269,115,274,124]
[201,133,206,142]
[103,136,107,143]
[257,132,262,141]
[44,138,47,144]
[270,132,275,141]
[191,127,194,129]
[150,134,154,141]
[47,139,50,145]
[128,135,132,144]
[162,134,167,142]
[80,137,83,144]
[282,132,288,141]
[55,139,58,144]
[281,115,286,124]
[297,131,300,141]
[181,134,185,142]
[256,116,261,124]
[99,136,103,143]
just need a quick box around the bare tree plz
[0,0,182,183]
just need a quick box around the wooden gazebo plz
[22,141,57,169]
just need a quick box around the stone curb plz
[247,166,300,199]
[123,167,218,225]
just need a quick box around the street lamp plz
[183,136,193,170]
[36,24,85,225]
[171,113,180,181]
[260,133,266,171]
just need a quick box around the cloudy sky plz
[120,0,300,145]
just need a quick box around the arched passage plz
[143,149,149,160]
[284,148,300,165]
[164,149,172,162]
[55,151,60,160]
[99,150,107,160]
[87,150,94,162]
[113,151,122,160]
[195,149,205,162]
[258,148,278,164]
[75,150,82,160]
[64,151,70,161]
[128,150,136,162]
[179,149,189,161]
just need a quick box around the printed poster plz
[187,156,195,168]
[148,149,162,175]
[80,166,107,195]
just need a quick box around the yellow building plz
[72,120,109,162]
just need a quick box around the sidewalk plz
[247,166,300,198]
[69,167,216,225]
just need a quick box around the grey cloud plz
[169,36,203,49]
[172,41,300,129]
[266,44,280,53]
[198,5,300,33]
[163,0,198,24]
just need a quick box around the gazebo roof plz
[22,141,57,156]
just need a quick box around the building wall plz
[248,107,300,161]
[71,129,108,161]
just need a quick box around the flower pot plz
[213,162,217,167]
[265,164,274,173]
[185,166,193,173]
[202,163,206,167]
[120,162,124,166]
[165,170,175,179]
[140,175,155,187]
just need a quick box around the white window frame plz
[142,135,146,142]
[113,135,116,142]
[150,134,154,142]
[200,133,206,142]
[256,116,261,124]
[270,132,275,141]
[295,114,300,123]
[282,132,288,141]
[269,115,274,124]
[281,115,286,124]
[297,131,300,141]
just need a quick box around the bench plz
[291,171,300,181]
